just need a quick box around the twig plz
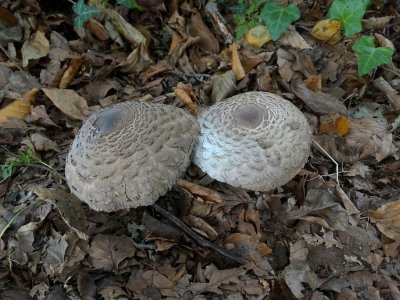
[312,139,340,185]
[151,204,247,265]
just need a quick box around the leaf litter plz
[0,0,400,299]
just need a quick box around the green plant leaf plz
[352,36,394,76]
[328,0,371,37]
[73,0,103,28]
[117,0,141,9]
[260,2,300,41]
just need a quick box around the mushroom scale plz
[193,92,312,191]
[65,101,199,212]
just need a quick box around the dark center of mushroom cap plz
[91,105,129,135]
[233,103,265,129]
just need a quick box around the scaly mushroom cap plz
[65,101,199,212]
[193,92,312,191]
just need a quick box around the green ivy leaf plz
[352,36,394,76]
[117,0,141,9]
[328,0,371,37]
[73,0,103,28]
[260,2,300,41]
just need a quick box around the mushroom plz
[65,100,199,212]
[193,91,312,191]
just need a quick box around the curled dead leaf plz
[231,42,245,80]
[59,57,84,89]
[184,215,218,240]
[176,179,223,204]
[174,83,199,115]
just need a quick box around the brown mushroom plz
[193,91,312,190]
[65,101,199,212]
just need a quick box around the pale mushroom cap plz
[193,92,312,191]
[65,101,199,212]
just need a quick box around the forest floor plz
[0,0,400,299]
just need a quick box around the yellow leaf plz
[231,42,245,80]
[319,114,350,136]
[244,25,272,48]
[311,19,342,45]
[0,88,39,124]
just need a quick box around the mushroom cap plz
[65,101,199,212]
[193,92,312,191]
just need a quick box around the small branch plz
[151,204,247,265]
[312,139,340,185]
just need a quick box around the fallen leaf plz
[210,70,236,104]
[369,199,400,240]
[244,25,271,48]
[176,179,223,204]
[89,234,136,272]
[42,88,91,120]
[184,215,218,240]
[292,80,348,115]
[174,83,199,115]
[373,77,400,109]
[303,74,322,92]
[319,114,350,136]
[231,42,245,80]
[279,27,312,49]
[315,117,392,163]
[59,57,84,89]
[105,8,146,47]
[0,88,39,124]
[277,48,294,82]
[119,43,153,74]
[189,11,220,53]
[30,133,60,152]
[311,19,342,45]
[85,18,110,41]
[21,31,50,67]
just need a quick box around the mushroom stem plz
[151,204,247,265]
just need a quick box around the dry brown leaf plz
[89,234,136,272]
[189,11,220,53]
[176,179,223,204]
[168,32,200,65]
[244,25,271,48]
[303,74,322,92]
[21,30,50,67]
[277,48,294,82]
[292,80,347,115]
[42,88,91,120]
[30,133,60,152]
[362,16,393,31]
[319,114,350,136]
[369,199,400,240]
[59,57,84,89]
[174,82,199,115]
[279,27,312,49]
[373,77,400,109]
[85,18,110,41]
[311,19,342,45]
[119,43,153,74]
[184,215,218,240]
[315,118,392,163]
[0,88,39,124]
[210,70,236,104]
[231,42,245,80]
[105,8,146,47]
[33,187,90,240]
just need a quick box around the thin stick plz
[312,139,340,185]
[151,204,247,265]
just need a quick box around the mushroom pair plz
[65,92,312,212]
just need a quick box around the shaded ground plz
[0,0,400,299]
